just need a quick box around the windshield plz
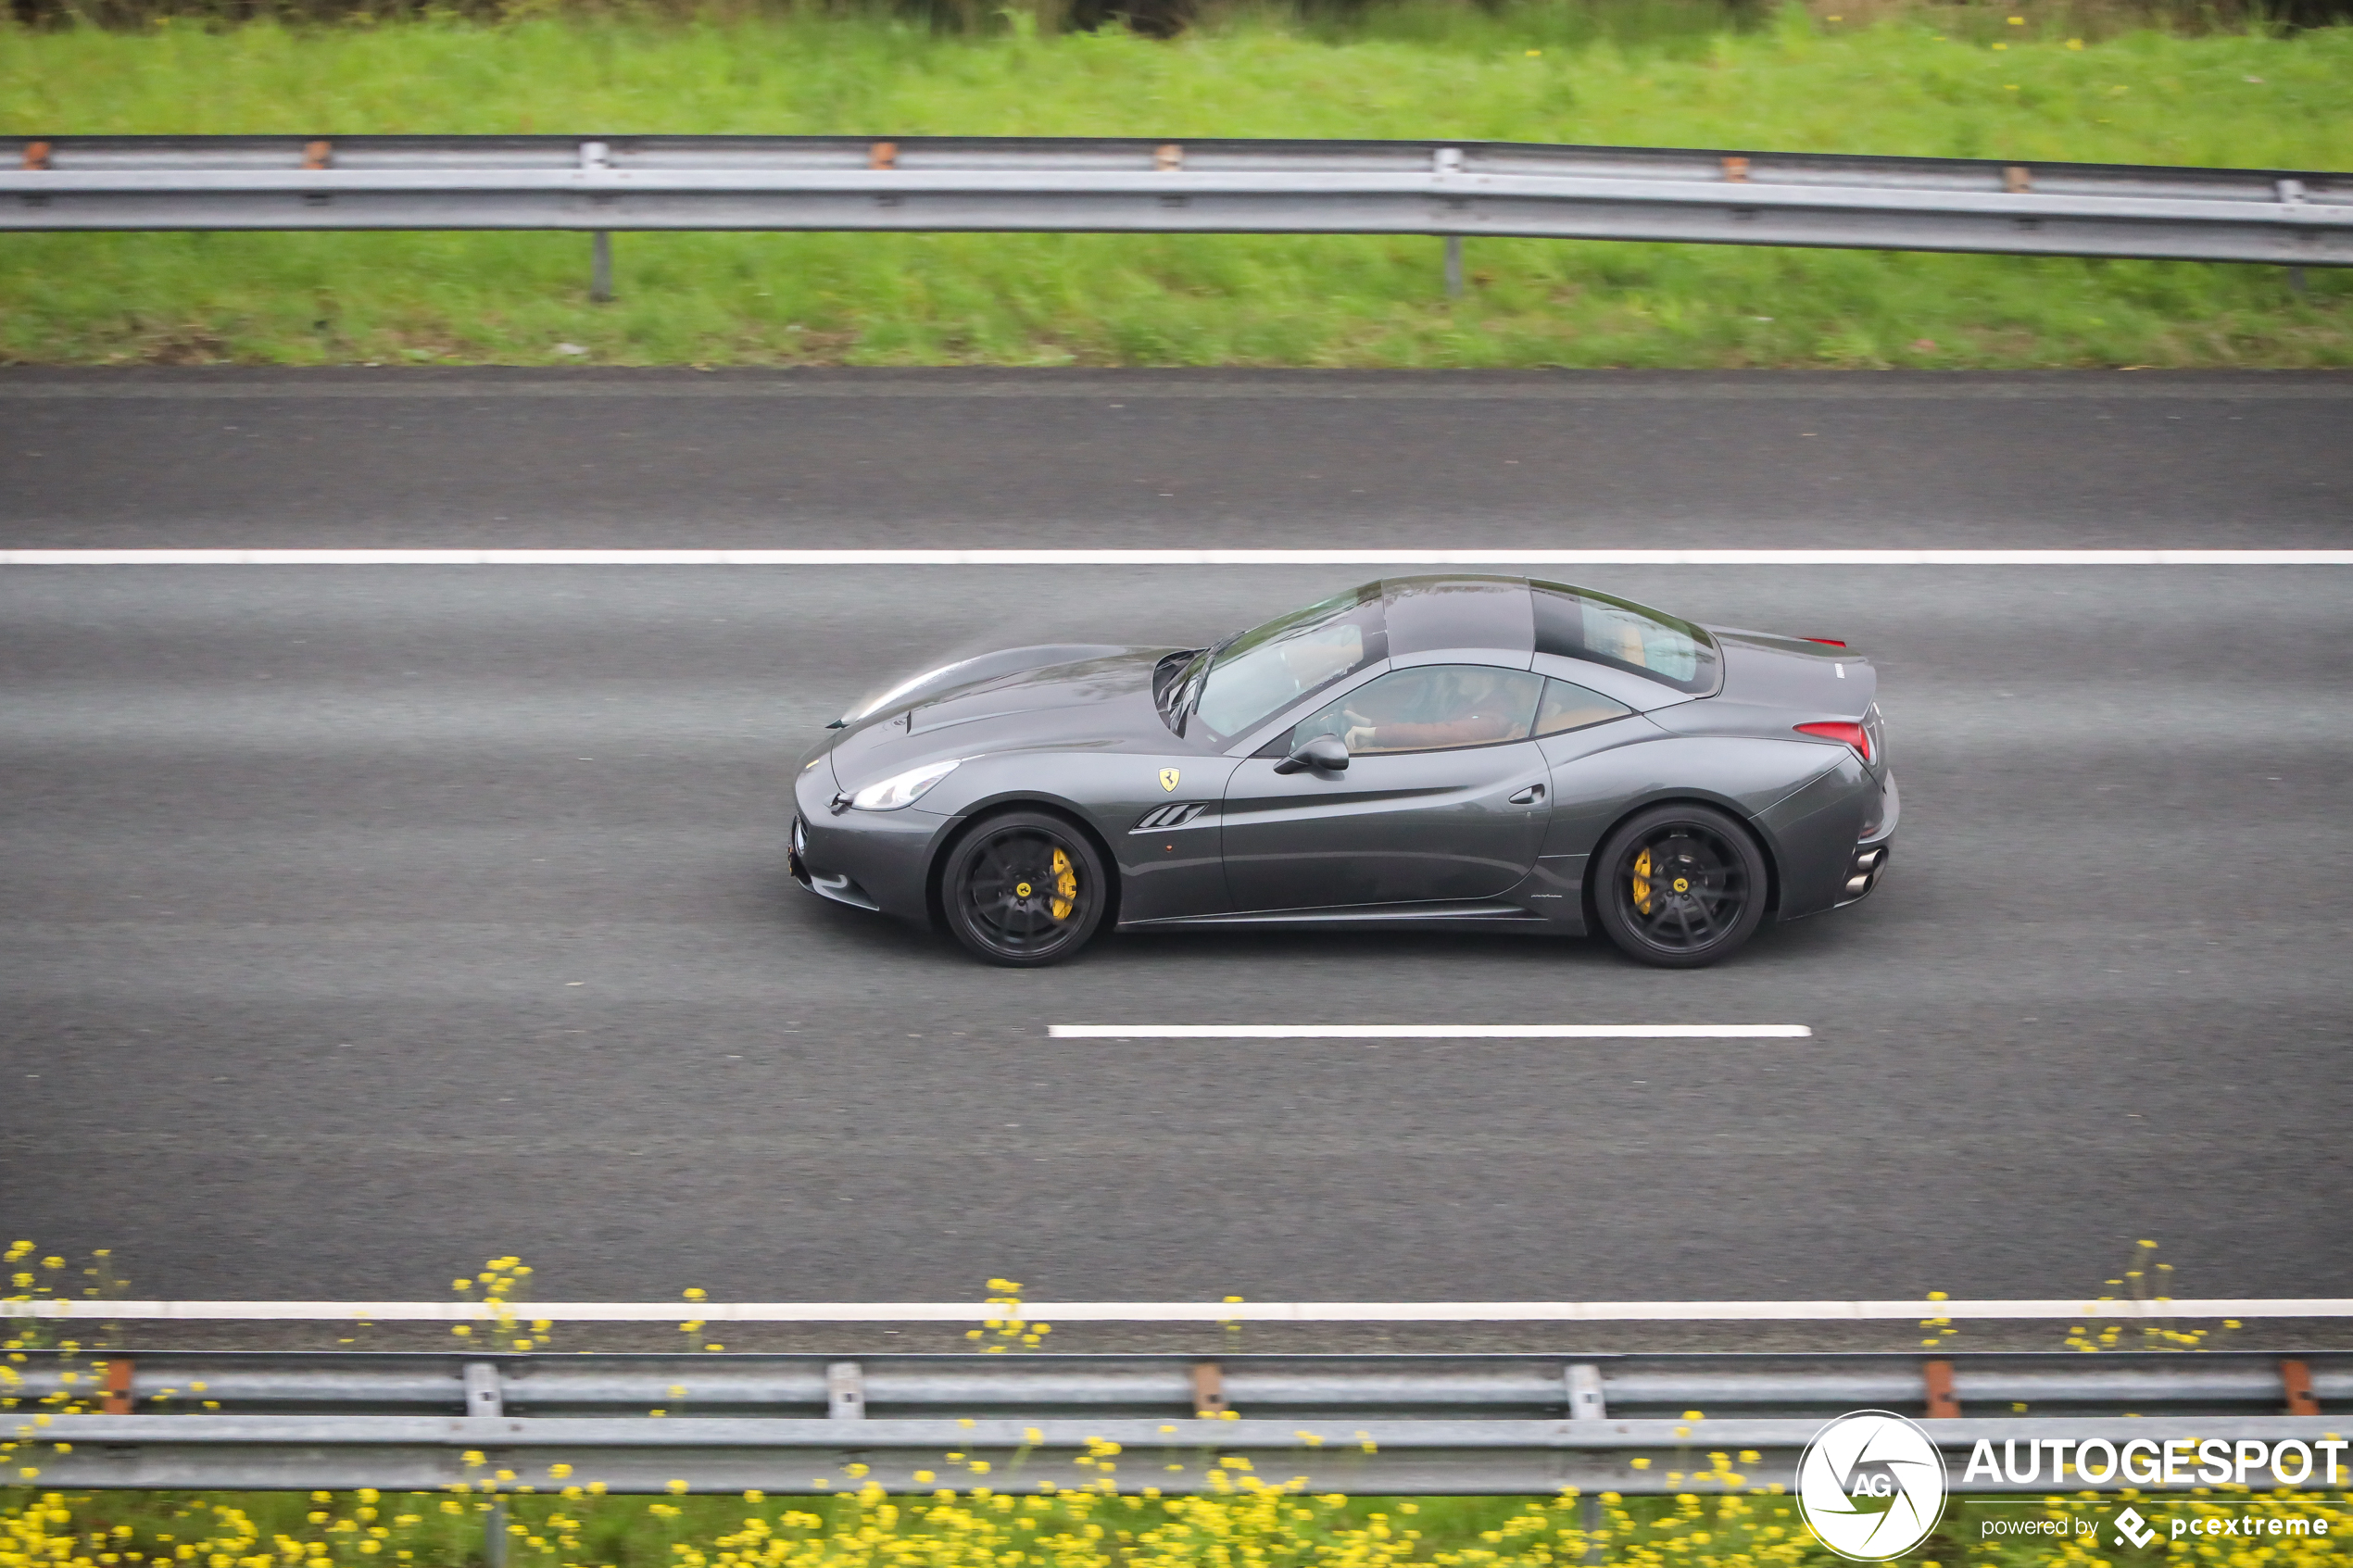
[1529,581,1719,695]
[1190,584,1387,740]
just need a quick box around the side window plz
[1291,665,1544,757]
[1534,678,1632,737]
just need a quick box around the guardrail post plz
[103,1358,135,1414]
[1190,1361,1227,1417]
[483,1500,508,1568]
[1564,1363,1605,1420]
[463,1361,505,1417]
[1433,147,1466,300]
[826,1361,866,1419]
[591,232,614,305]
[580,141,616,304]
[1923,1360,1960,1418]
[2283,1359,2322,1414]
[1566,1365,1606,1562]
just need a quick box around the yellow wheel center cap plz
[1015,882,1033,897]
[1673,877,1689,893]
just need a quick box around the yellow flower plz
[665,1480,689,1496]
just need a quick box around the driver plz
[1339,668,1529,753]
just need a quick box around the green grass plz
[3,3,2350,367]
[12,1485,2353,1568]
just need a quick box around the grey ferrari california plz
[791,575,1894,968]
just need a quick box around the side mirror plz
[1273,734,1351,775]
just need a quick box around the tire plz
[939,809,1110,967]
[1591,803,1769,969]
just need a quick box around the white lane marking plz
[1049,1023,1810,1039]
[14,1298,2349,1323]
[3,549,2351,567]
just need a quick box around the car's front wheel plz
[940,809,1108,967]
[1592,803,1768,968]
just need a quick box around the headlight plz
[849,759,960,811]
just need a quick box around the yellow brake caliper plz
[1631,848,1653,915]
[1050,848,1077,921]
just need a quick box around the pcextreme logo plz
[2114,1508,2159,1549]
[1796,1411,1950,1561]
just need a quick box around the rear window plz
[1529,583,1719,695]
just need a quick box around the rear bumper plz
[1835,770,1899,908]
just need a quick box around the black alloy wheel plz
[1592,803,1768,968]
[941,809,1109,967]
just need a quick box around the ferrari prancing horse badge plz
[1159,768,1180,792]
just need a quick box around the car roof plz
[1378,575,1535,659]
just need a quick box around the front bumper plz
[790,762,948,923]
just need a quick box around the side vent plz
[1133,802,1209,832]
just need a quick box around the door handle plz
[1508,783,1545,806]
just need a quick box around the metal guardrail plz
[8,1350,2345,1495]
[5,135,2348,302]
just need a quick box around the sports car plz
[790,575,1894,968]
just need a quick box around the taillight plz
[1802,637,1847,647]
[1795,721,1872,763]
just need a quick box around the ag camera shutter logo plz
[1796,1411,1950,1561]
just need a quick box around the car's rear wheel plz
[941,810,1108,967]
[1592,804,1768,969]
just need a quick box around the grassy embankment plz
[2,2,2349,368]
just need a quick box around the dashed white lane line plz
[3,549,2351,567]
[1049,1023,1811,1039]
[17,1298,2351,1323]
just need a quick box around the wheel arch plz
[1579,793,1784,932]
[925,797,1125,935]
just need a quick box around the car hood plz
[823,645,1181,788]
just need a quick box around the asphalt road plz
[3,370,2350,1332]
